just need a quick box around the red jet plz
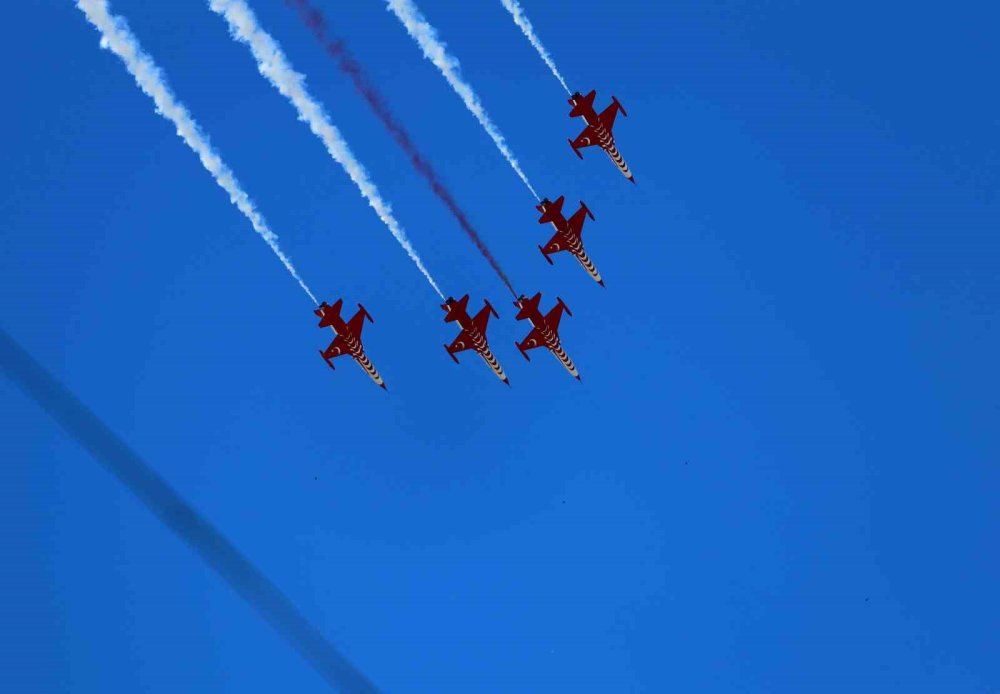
[568,90,634,183]
[536,195,604,286]
[441,295,509,385]
[314,299,386,389]
[513,293,581,380]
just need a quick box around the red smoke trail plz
[287,0,517,298]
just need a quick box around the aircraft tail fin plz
[536,195,566,224]
[441,294,470,323]
[315,298,344,328]
[569,89,597,117]
[514,292,542,321]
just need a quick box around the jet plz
[567,89,635,183]
[314,299,387,389]
[513,293,581,380]
[441,295,509,384]
[536,195,604,286]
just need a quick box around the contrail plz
[74,0,318,305]
[0,328,381,693]
[285,0,517,298]
[385,0,540,201]
[499,0,572,95]
[208,0,444,299]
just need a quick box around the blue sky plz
[2,0,998,691]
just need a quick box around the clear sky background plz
[2,0,998,691]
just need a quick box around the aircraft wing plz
[570,124,600,150]
[518,327,548,352]
[322,335,351,360]
[545,303,567,332]
[447,329,477,355]
[567,208,588,239]
[472,304,493,334]
[346,308,367,338]
[598,101,620,133]
[541,230,568,256]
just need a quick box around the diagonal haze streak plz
[385,0,540,201]
[0,328,380,693]
[499,0,572,95]
[209,0,444,299]
[286,0,516,298]
[73,0,318,304]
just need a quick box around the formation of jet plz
[536,195,603,286]
[513,293,580,380]
[568,89,635,184]
[316,87,636,388]
[315,299,386,390]
[441,294,509,384]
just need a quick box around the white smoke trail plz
[208,0,444,299]
[74,0,318,305]
[385,0,540,201]
[499,0,571,95]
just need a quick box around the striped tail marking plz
[354,352,385,388]
[561,232,604,285]
[478,347,509,383]
[539,324,579,379]
[550,343,579,379]
[602,141,633,180]
[591,121,633,181]
[574,249,603,284]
